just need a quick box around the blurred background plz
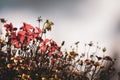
[0,0,120,55]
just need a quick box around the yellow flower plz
[10,57,14,60]
[36,73,38,76]
[14,59,18,63]
[27,66,31,70]
[0,39,3,43]
[56,69,58,73]
[19,59,23,63]
[42,77,46,80]
[44,20,54,31]
[22,73,26,79]
[15,67,19,71]
[27,75,30,79]
[99,64,104,68]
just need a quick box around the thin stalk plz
[91,67,97,80]
[87,46,91,59]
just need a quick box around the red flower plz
[23,22,34,31]
[18,31,26,36]
[11,40,20,48]
[15,41,20,48]
[18,31,26,42]
[59,51,63,57]
[26,30,33,35]
[40,45,47,53]
[10,39,17,45]
[27,35,34,43]
[9,32,17,39]
[44,39,50,43]
[4,23,13,32]
[33,33,39,38]
[49,52,53,56]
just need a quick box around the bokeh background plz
[0,0,120,55]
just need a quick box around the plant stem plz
[87,46,91,59]
[91,67,97,80]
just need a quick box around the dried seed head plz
[75,41,79,45]
[85,59,90,65]
[103,56,112,61]
[94,62,100,67]
[99,64,104,68]
[90,55,94,58]
[37,16,42,22]
[81,53,85,57]
[61,41,65,46]
[96,56,102,60]
[102,47,106,52]
[0,18,6,23]
[88,41,93,46]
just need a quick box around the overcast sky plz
[0,0,120,53]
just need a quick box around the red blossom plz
[39,39,60,56]
[27,35,34,43]
[59,51,63,57]
[44,39,50,43]
[49,52,53,56]
[4,23,13,32]
[10,39,17,45]
[26,30,33,35]
[15,41,20,48]
[18,31,26,42]
[18,31,26,36]
[22,22,34,31]
[9,32,17,39]
[40,45,47,53]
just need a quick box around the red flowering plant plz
[0,17,63,80]
[0,18,117,80]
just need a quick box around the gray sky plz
[0,0,120,53]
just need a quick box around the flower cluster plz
[0,18,117,80]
